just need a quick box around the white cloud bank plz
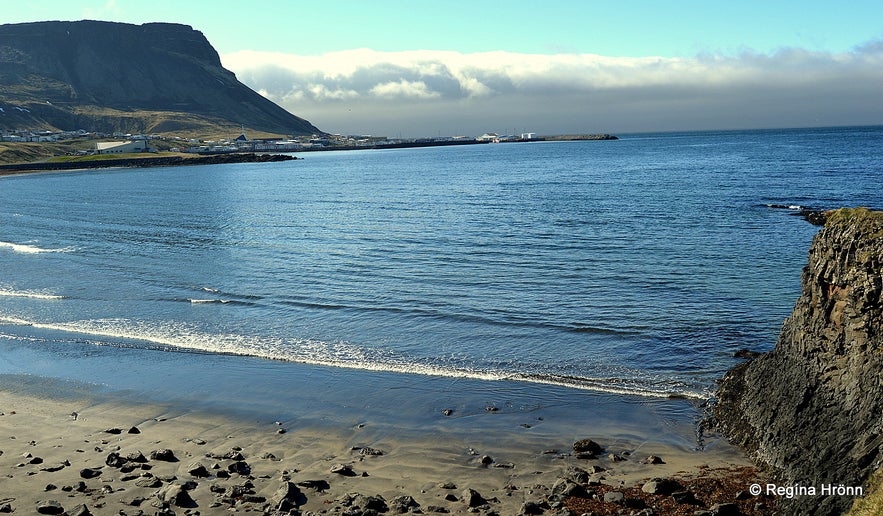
[222,43,883,136]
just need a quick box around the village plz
[0,126,548,159]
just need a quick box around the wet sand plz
[0,382,763,515]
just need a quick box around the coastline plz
[0,336,766,514]
[0,153,298,176]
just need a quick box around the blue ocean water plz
[1,126,881,405]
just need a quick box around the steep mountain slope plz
[0,20,321,137]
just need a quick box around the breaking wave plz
[0,314,710,400]
[0,288,64,300]
[0,240,74,254]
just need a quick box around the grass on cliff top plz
[0,141,95,165]
[847,467,883,515]
[46,151,191,163]
[826,207,883,225]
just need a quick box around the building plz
[95,140,151,154]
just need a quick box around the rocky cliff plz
[714,208,883,515]
[0,20,321,137]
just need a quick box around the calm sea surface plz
[1,126,882,407]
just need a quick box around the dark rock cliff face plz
[0,20,321,136]
[714,208,883,515]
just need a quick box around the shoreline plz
[0,380,766,515]
[0,152,298,176]
[0,336,773,514]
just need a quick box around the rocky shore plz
[0,389,775,516]
[0,153,298,175]
[714,208,883,515]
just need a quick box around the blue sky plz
[4,0,883,135]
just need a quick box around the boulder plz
[572,439,603,455]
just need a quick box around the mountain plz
[0,20,321,137]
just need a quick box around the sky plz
[4,0,883,136]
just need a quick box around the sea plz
[1,126,881,448]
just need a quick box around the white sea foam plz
[0,315,709,400]
[0,288,64,300]
[189,299,230,304]
[0,241,73,254]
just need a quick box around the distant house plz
[95,140,151,154]
[478,133,499,141]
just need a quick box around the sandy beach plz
[0,381,774,515]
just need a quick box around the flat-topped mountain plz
[0,20,321,137]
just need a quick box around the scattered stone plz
[710,502,741,515]
[603,491,624,504]
[79,468,101,479]
[479,455,493,465]
[35,500,64,515]
[573,438,603,455]
[28,456,44,464]
[608,453,626,462]
[587,473,606,486]
[641,455,665,464]
[641,480,673,495]
[135,476,163,488]
[127,426,140,434]
[522,500,547,514]
[187,462,209,478]
[40,463,66,472]
[438,481,457,489]
[156,484,195,508]
[276,427,286,434]
[105,452,125,468]
[485,406,499,412]
[208,449,244,461]
[564,466,589,484]
[442,409,453,416]
[0,505,12,514]
[671,490,698,505]
[492,462,515,468]
[551,478,589,499]
[44,483,57,491]
[390,495,419,513]
[271,481,305,511]
[227,461,251,475]
[297,479,330,492]
[149,449,177,461]
[104,428,123,435]
[461,487,486,508]
[330,463,356,476]
[126,451,147,462]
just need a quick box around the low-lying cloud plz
[222,44,883,136]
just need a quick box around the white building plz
[95,140,151,154]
